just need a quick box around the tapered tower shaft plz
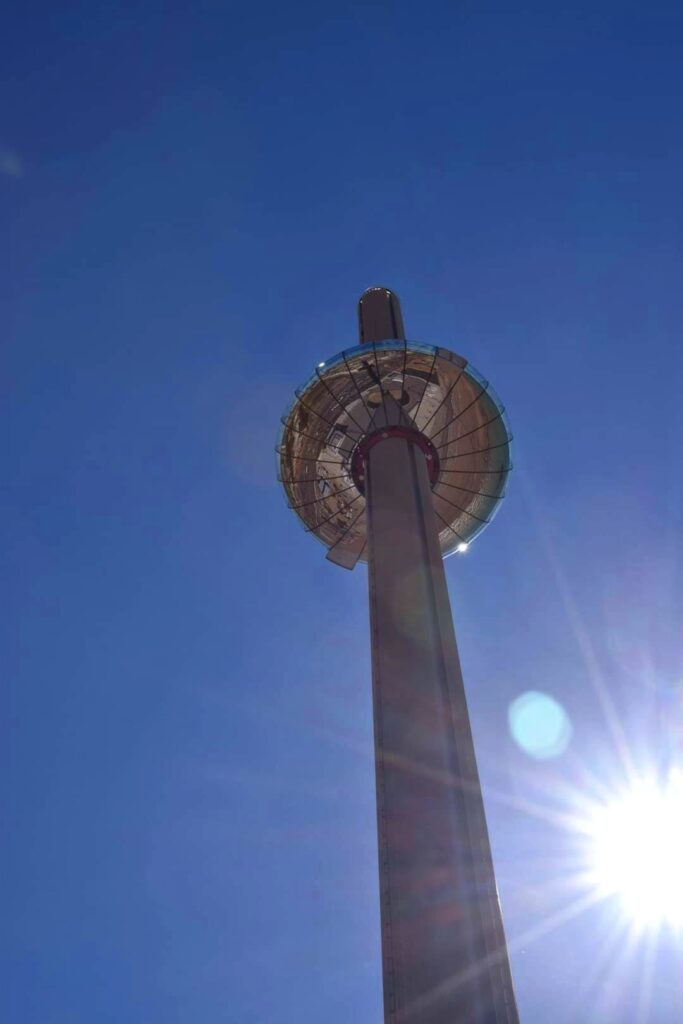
[360,289,518,1024]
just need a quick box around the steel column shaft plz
[366,435,519,1024]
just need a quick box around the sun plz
[587,772,683,930]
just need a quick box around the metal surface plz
[367,427,518,1023]
[358,285,406,343]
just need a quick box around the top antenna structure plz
[357,286,405,343]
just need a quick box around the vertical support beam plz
[366,436,519,1024]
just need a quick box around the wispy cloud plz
[0,149,23,178]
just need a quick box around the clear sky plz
[3,2,683,1022]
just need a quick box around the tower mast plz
[360,288,518,1023]
[278,289,518,1023]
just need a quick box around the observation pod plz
[278,290,511,570]
[277,289,519,1024]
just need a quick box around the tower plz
[278,288,519,1023]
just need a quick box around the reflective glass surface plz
[278,340,512,568]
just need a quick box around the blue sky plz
[3,2,683,1021]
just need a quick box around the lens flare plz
[508,691,572,759]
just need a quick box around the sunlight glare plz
[588,773,683,929]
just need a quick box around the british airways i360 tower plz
[278,288,519,1024]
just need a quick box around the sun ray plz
[517,464,638,785]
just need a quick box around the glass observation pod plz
[277,339,512,570]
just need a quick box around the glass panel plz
[277,339,513,565]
